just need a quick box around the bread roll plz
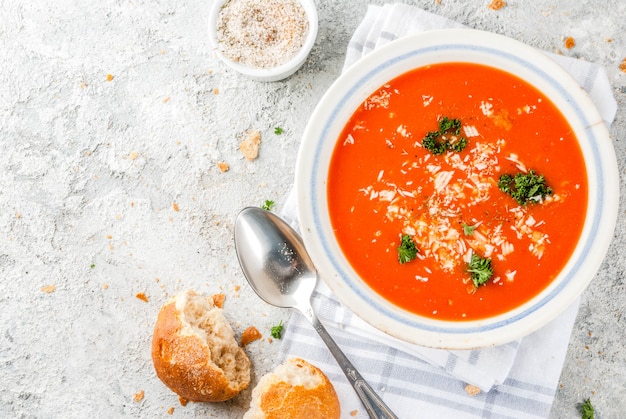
[151,290,250,402]
[244,357,340,419]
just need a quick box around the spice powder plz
[216,0,309,69]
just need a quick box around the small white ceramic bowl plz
[295,29,619,349]
[208,0,318,82]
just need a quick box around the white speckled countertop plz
[1,1,624,417]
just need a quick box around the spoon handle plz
[303,307,399,419]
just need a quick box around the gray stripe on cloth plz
[502,377,554,396]
[347,40,364,55]
[445,352,458,371]
[482,385,553,418]
[469,349,480,365]
[582,62,599,94]
[364,40,377,52]
[379,30,397,42]
[312,289,355,327]
[482,390,497,419]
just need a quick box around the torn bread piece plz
[151,290,250,402]
[244,357,340,419]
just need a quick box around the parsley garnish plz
[498,170,552,205]
[270,320,283,339]
[274,127,284,135]
[468,253,493,288]
[462,223,476,236]
[423,131,447,154]
[261,200,275,211]
[422,117,467,155]
[398,234,419,264]
[579,399,594,419]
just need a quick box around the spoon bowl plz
[234,207,316,311]
[234,207,398,419]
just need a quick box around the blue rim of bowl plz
[297,29,619,346]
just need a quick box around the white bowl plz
[208,0,318,82]
[295,29,619,349]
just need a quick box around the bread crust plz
[246,357,340,419]
[151,295,250,402]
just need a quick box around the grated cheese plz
[364,138,555,274]
[480,101,494,116]
[364,89,392,110]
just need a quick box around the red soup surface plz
[327,62,587,321]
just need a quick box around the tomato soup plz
[327,62,587,321]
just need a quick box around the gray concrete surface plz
[0,0,624,417]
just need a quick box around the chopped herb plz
[462,223,477,236]
[422,117,467,155]
[398,234,419,264]
[467,253,493,288]
[274,127,284,135]
[423,131,447,154]
[579,399,594,419]
[498,170,552,205]
[90,264,95,269]
[270,320,283,339]
[450,137,467,152]
[438,116,461,133]
[261,200,275,211]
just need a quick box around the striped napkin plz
[277,4,617,418]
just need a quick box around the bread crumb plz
[136,292,149,302]
[129,151,138,160]
[234,285,241,292]
[620,58,626,73]
[133,390,144,402]
[178,396,188,406]
[488,0,506,10]
[350,410,359,416]
[239,130,261,161]
[162,96,171,103]
[241,326,263,347]
[106,73,114,81]
[213,88,219,95]
[172,202,180,212]
[464,384,481,396]
[103,283,109,290]
[267,337,273,343]
[217,161,230,172]
[212,293,226,308]
[564,36,576,49]
[167,407,175,415]
[41,285,56,293]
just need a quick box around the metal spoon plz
[234,207,398,419]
